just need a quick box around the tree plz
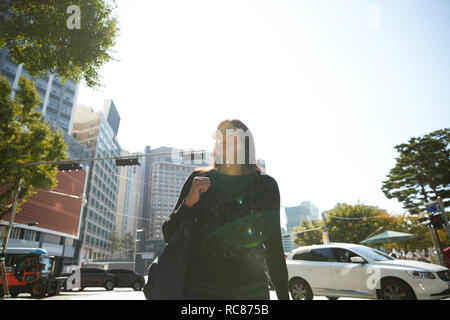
[107,230,121,258]
[382,128,450,215]
[325,203,389,245]
[0,76,67,220]
[292,218,323,247]
[120,232,135,259]
[0,0,119,88]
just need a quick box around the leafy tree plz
[292,202,450,252]
[106,230,121,258]
[120,232,135,259]
[382,128,450,215]
[0,0,119,88]
[0,76,67,220]
[325,203,388,245]
[292,218,323,247]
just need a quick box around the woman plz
[162,119,289,300]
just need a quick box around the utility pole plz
[425,200,448,266]
[322,212,329,245]
[0,177,23,297]
[429,224,446,266]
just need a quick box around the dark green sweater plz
[162,169,289,300]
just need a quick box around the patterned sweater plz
[162,168,289,300]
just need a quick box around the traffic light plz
[430,213,447,229]
[115,157,140,166]
[58,162,83,171]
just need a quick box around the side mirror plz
[350,256,365,264]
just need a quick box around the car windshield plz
[350,246,396,261]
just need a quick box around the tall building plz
[285,201,320,232]
[0,47,90,271]
[115,150,143,249]
[71,103,122,262]
[0,47,79,134]
[135,146,211,274]
[281,227,298,254]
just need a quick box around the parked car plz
[79,268,116,291]
[286,243,450,300]
[107,269,145,291]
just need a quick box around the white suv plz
[286,243,450,300]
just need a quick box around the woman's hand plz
[184,176,211,208]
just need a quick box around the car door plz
[91,269,107,286]
[110,270,126,287]
[123,270,136,287]
[23,258,38,283]
[290,248,335,296]
[80,268,89,287]
[329,248,374,298]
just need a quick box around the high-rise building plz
[285,201,320,232]
[0,47,79,134]
[0,91,90,272]
[281,227,298,254]
[71,103,122,263]
[1,46,90,270]
[115,150,143,251]
[135,146,211,274]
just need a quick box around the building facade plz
[0,47,79,134]
[71,103,122,263]
[115,150,143,255]
[135,146,211,274]
[285,201,320,232]
[0,48,91,271]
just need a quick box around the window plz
[293,248,331,262]
[25,259,38,273]
[349,246,394,261]
[331,248,360,263]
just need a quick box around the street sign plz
[427,205,438,213]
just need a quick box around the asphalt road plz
[5,288,366,300]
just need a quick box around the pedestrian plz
[162,119,289,300]
[389,248,398,259]
[406,251,413,260]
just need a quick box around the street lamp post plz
[321,212,330,245]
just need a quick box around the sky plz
[76,0,450,226]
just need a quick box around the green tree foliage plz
[382,128,450,215]
[324,203,388,245]
[120,232,135,259]
[106,230,121,257]
[292,202,449,251]
[0,76,67,220]
[292,218,323,247]
[0,0,119,88]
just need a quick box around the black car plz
[79,268,116,291]
[107,269,145,291]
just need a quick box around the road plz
[5,288,367,300]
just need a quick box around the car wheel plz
[133,281,143,291]
[289,278,313,300]
[380,279,416,300]
[30,281,46,298]
[105,280,114,291]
